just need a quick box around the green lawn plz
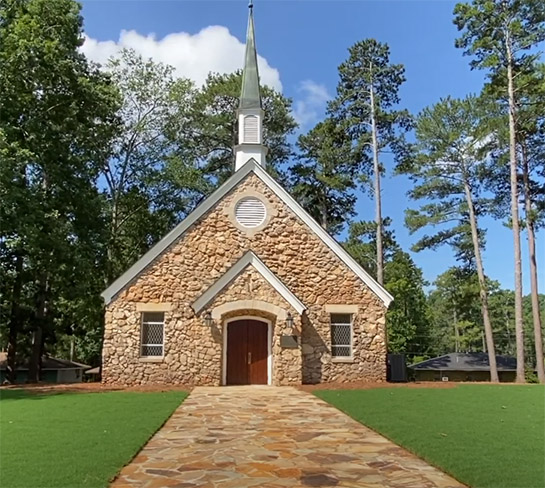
[0,389,187,488]
[315,385,544,488]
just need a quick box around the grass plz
[0,388,187,488]
[315,385,544,488]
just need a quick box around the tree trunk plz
[27,327,43,383]
[27,275,49,383]
[521,143,545,383]
[462,177,499,382]
[506,34,525,383]
[6,253,24,384]
[369,69,383,285]
[321,198,328,231]
[454,307,460,353]
[106,197,119,285]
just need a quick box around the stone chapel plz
[101,4,393,386]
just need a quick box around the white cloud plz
[81,26,282,91]
[292,80,331,129]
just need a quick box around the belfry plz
[234,2,268,170]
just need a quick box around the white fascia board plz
[192,251,306,315]
[250,164,394,307]
[101,161,257,305]
[102,158,393,307]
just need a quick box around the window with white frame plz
[330,313,352,358]
[140,312,164,357]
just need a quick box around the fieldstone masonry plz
[102,173,387,386]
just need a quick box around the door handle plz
[248,352,252,365]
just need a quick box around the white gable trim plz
[192,251,306,315]
[252,163,393,307]
[101,159,393,307]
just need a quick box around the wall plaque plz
[280,335,298,348]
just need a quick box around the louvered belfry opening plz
[243,114,259,143]
[235,197,266,228]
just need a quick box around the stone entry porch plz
[112,386,465,488]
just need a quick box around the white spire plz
[234,1,268,171]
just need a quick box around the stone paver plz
[112,386,465,488]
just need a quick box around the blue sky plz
[80,0,542,292]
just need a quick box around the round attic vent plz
[235,197,266,228]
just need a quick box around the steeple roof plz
[239,2,262,110]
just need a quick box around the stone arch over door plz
[211,300,288,321]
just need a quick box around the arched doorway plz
[224,317,271,385]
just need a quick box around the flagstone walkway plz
[112,386,465,488]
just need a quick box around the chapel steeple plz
[235,1,268,171]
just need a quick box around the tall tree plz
[0,0,118,382]
[454,0,545,382]
[515,64,545,382]
[330,39,411,285]
[290,118,358,235]
[189,71,296,185]
[400,95,500,381]
[102,49,203,282]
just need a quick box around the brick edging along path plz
[112,386,465,488]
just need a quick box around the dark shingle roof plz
[409,352,517,371]
[0,352,89,371]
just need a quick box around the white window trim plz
[140,312,165,359]
[330,312,354,360]
[243,114,259,143]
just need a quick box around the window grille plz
[243,115,259,143]
[141,312,164,357]
[330,313,352,358]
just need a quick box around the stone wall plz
[102,173,387,385]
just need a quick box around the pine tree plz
[400,95,500,381]
[189,71,297,185]
[330,39,411,285]
[290,118,358,235]
[454,0,545,382]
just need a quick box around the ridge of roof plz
[101,160,393,307]
[192,250,306,314]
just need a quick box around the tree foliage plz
[0,0,119,379]
[454,0,545,382]
[289,118,358,235]
[330,38,412,284]
[188,71,296,185]
[344,221,432,357]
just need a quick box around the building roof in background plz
[409,353,517,372]
[0,352,90,371]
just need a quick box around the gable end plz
[101,159,393,307]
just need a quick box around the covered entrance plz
[225,319,269,385]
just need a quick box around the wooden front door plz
[226,319,268,385]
